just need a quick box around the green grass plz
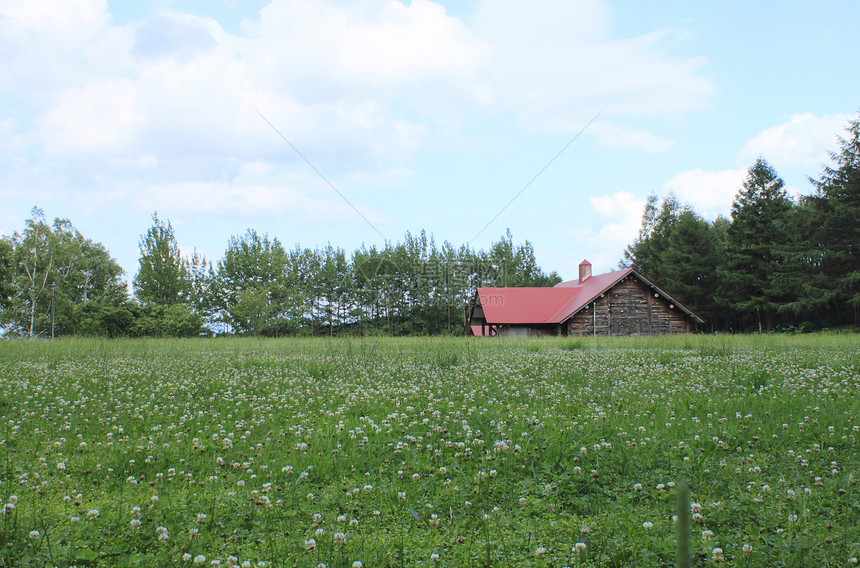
[0,335,858,567]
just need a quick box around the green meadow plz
[1,335,858,567]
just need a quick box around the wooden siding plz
[565,276,691,336]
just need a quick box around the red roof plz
[477,268,634,325]
[472,266,703,327]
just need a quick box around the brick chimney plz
[578,259,592,284]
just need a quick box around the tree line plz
[623,115,859,331]
[2,114,857,337]
[0,215,559,337]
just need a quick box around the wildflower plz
[573,542,587,554]
[349,519,358,527]
[70,516,81,522]
[211,561,221,567]
[28,530,40,540]
[197,513,207,524]
[711,548,724,563]
[642,521,653,530]
[334,532,347,544]
[397,492,406,501]
[742,544,752,557]
[87,509,100,519]
[352,562,362,568]
[701,530,714,541]
[194,555,206,564]
[305,538,316,550]
[130,519,141,530]
[633,483,642,492]
[536,547,547,555]
[430,553,440,562]
[337,515,347,523]
[363,484,373,493]
[189,528,199,540]
[307,493,314,501]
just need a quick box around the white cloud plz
[571,190,647,270]
[589,120,674,154]
[662,168,746,219]
[35,80,141,155]
[740,112,852,172]
[472,0,715,132]
[137,179,385,227]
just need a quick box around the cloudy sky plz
[1,0,858,282]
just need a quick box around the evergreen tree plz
[719,158,793,331]
[658,210,723,325]
[623,195,723,325]
[808,114,860,323]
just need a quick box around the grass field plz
[1,335,858,567]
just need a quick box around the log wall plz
[565,276,691,336]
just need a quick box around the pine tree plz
[719,158,793,331]
[808,114,860,323]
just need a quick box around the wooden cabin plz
[466,260,704,337]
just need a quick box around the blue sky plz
[1,0,858,283]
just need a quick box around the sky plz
[1,0,858,284]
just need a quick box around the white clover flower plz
[573,542,587,553]
[194,555,206,564]
[334,532,347,545]
[130,519,141,530]
[642,521,653,530]
[430,553,440,562]
[535,547,547,555]
[183,553,192,562]
[28,530,40,540]
[87,509,99,519]
[305,538,317,550]
[352,562,362,568]
[337,515,347,523]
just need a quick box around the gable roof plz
[474,267,704,325]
